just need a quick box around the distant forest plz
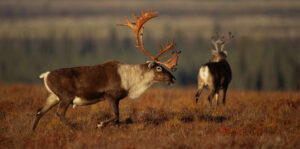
[0,0,299,90]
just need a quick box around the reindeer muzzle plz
[168,77,176,86]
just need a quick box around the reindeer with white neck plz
[32,10,180,131]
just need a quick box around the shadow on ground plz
[96,109,230,128]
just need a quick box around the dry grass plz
[0,84,299,148]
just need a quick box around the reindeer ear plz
[147,61,155,68]
[211,49,218,56]
[223,50,228,56]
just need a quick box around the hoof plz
[97,122,105,128]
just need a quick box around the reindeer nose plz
[168,77,176,86]
[171,77,176,84]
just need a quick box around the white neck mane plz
[117,64,154,99]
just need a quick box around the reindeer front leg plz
[222,87,228,105]
[97,99,120,128]
[110,99,120,124]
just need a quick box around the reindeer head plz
[210,32,234,62]
[118,10,180,85]
[143,61,175,85]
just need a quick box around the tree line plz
[0,28,299,90]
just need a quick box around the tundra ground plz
[0,84,299,148]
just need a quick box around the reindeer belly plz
[72,97,103,108]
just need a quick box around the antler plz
[118,10,180,71]
[220,32,234,51]
[210,32,223,52]
[154,40,181,71]
[211,32,234,52]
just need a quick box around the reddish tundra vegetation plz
[0,84,299,148]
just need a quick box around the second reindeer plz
[195,32,233,105]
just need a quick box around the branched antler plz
[211,32,234,52]
[211,32,222,52]
[220,32,234,51]
[118,10,180,71]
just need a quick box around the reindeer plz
[32,10,181,131]
[195,32,233,105]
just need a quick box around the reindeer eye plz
[156,66,162,72]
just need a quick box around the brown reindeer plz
[32,10,180,131]
[195,32,233,105]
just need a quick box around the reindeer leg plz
[215,90,219,105]
[111,99,120,125]
[195,87,203,103]
[56,97,75,131]
[32,94,59,131]
[97,99,120,128]
[208,89,216,107]
[222,87,228,105]
[196,76,205,104]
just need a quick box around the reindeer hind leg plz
[207,88,217,107]
[195,87,204,103]
[196,76,205,103]
[55,96,75,131]
[32,94,59,131]
[215,90,219,105]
